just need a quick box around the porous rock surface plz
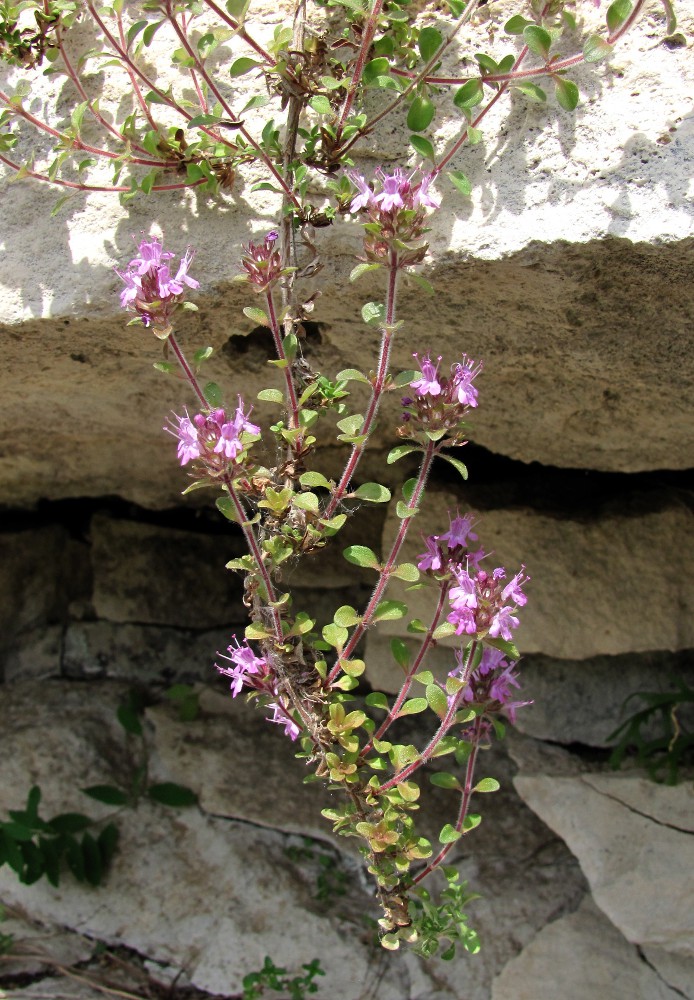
[0,4,692,511]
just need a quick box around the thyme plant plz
[0,0,676,959]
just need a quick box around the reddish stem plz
[325,249,399,518]
[199,0,275,65]
[327,438,437,683]
[164,3,300,207]
[265,290,299,429]
[167,333,282,637]
[335,0,385,142]
[0,151,204,193]
[412,715,484,883]
[362,580,451,755]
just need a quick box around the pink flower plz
[415,174,440,210]
[168,411,201,466]
[216,637,268,697]
[502,566,529,607]
[375,167,410,211]
[166,397,260,471]
[417,534,444,572]
[411,353,442,397]
[488,606,520,641]
[348,170,375,212]
[116,234,198,335]
[266,702,301,740]
[449,355,482,408]
[440,511,477,551]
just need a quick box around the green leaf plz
[453,79,483,110]
[80,832,103,886]
[432,621,456,640]
[293,491,320,512]
[439,452,469,480]
[396,501,419,519]
[523,25,552,59]
[350,262,381,282]
[229,56,260,76]
[361,301,385,325]
[323,623,348,649]
[97,823,119,867]
[354,482,391,503]
[216,495,239,523]
[343,545,381,569]
[583,34,613,62]
[554,76,579,112]
[398,698,428,716]
[474,777,500,793]
[448,170,472,197]
[418,26,443,62]
[407,96,435,133]
[47,813,91,835]
[193,346,213,366]
[336,413,364,436]
[409,135,436,162]
[390,637,410,669]
[336,368,370,384]
[334,605,361,627]
[484,636,520,660]
[147,783,198,807]
[429,772,461,790]
[81,785,129,806]
[387,444,419,464]
[365,692,390,710]
[299,471,333,489]
[362,57,391,84]
[373,600,407,622]
[439,824,462,844]
[116,704,142,736]
[310,95,332,115]
[606,0,633,32]
[390,562,420,582]
[245,622,270,640]
[513,81,547,103]
[203,381,223,407]
[426,683,449,719]
[505,14,532,34]
[407,619,427,634]
[257,388,284,403]
[243,305,269,326]
[463,813,482,832]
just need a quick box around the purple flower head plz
[440,511,478,552]
[348,170,375,213]
[216,637,268,697]
[414,174,440,210]
[449,567,478,610]
[166,410,201,466]
[240,232,283,290]
[488,605,520,642]
[375,167,411,212]
[417,534,444,572]
[266,702,301,740]
[502,566,529,607]
[449,355,482,408]
[166,397,260,472]
[411,352,442,397]
[116,234,198,335]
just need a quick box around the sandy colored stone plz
[492,896,685,1000]
[510,740,694,956]
[378,488,694,659]
[0,5,691,515]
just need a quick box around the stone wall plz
[1,1,693,998]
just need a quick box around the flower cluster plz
[417,510,529,644]
[238,230,284,293]
[448,563,529,642]
[166,398,260,473]
[216,637,301,740]
[451,648,531,724]
[348,168,440,265]
[400,353,482,442]
[116,235,199,337]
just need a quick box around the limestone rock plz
[0,679,586,1000]
[0,6,692,512]
[378,489,694,660]
[90,514,246,628]
[510,738,694,957]
[492,896,686,1000]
